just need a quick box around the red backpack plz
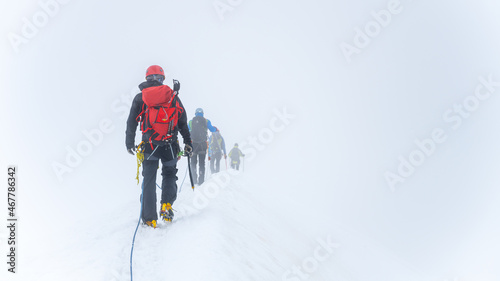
[138,85,183,147]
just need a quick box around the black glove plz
[173,79,180,92]
[184,143,192,156]
[127,147,135,155]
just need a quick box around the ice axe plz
[187,153,195,190]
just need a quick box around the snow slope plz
[16,169,336,281]
[9,166,430,281]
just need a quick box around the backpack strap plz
[136,103,146,131]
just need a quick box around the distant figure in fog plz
[208,129,227,174]
[188,108,217,185]
[228,143,245,170]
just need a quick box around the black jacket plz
[125,80,191,149]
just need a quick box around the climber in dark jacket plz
[125,65,192,228]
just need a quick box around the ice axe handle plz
[187,154,195,190]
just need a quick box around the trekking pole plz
[187,153,195,190]
[243,157,245,172]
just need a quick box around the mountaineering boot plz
[145,220,157,228]
[160,203,174,222]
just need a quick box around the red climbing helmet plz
[146,65,164,78]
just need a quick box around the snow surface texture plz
[2,0,500,280]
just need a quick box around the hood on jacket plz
[138,80,163,91]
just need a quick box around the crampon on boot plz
[160,203,174,222]
[145,220,157,228]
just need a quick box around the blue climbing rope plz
[178,165,189,193]
[130,162,188,281]
[155,164,188,193]
[130,181,144,281]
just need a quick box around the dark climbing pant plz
[141,143,179,223]
[210,151,222,174]
[191,142,207,184]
